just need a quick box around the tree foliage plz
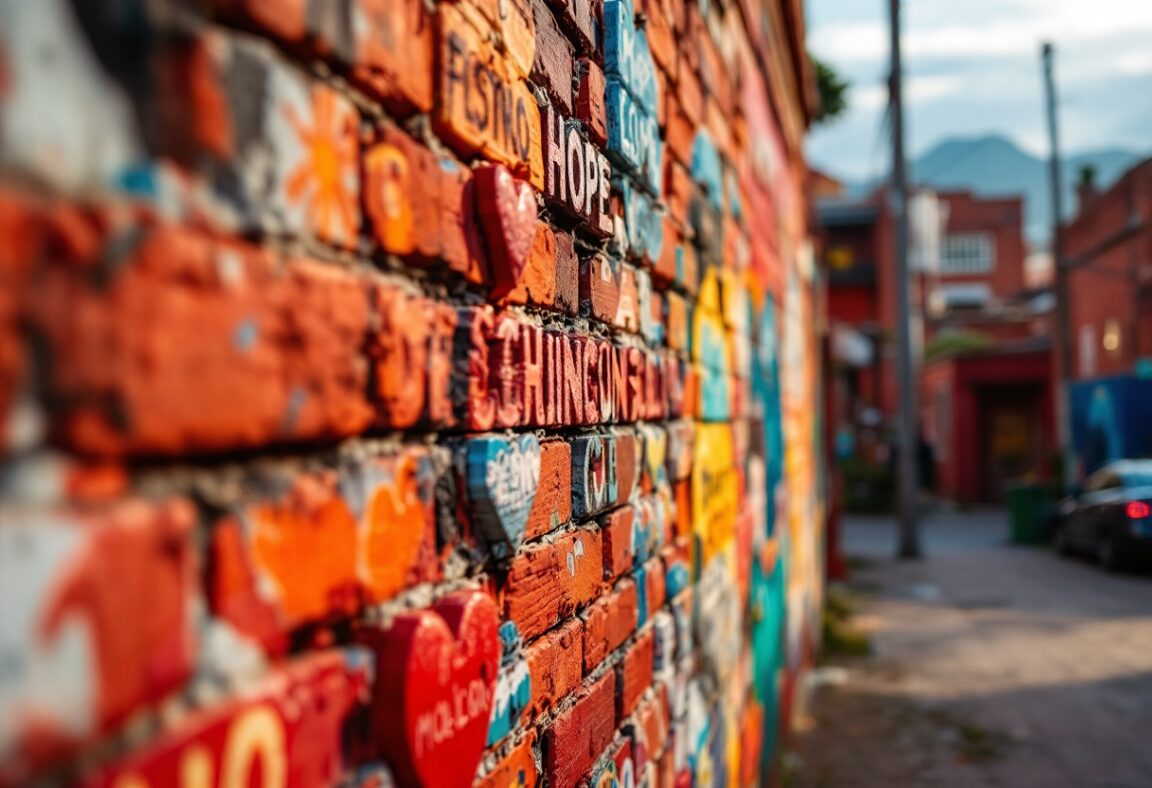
[811,54,849,125]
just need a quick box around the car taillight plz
[1126,501,1150,519]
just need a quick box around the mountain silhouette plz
[842,135,1143,247]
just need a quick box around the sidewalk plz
[791,509,1152,787]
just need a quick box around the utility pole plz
[889,0,920,558]
[1042,42,1074,491]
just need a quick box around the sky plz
[805,0,1152,181]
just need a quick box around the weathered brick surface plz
[618,627,656,720]
[583,579,639,672]
[525,617,584,718]
[0,0,822,784]
[504,527,604,640]
[543,671,617,786]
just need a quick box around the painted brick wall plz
[0,0,824,785]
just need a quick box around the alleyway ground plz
[789,510,1152,787]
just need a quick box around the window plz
[940,233,995,274]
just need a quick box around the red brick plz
[437,158,489,284]
[582,580,638,672]
[504,528,603,640]
[86,650,371,788]
[525,439,574,538]
[617,628,655,720]
[554,230,580,315]
[32,225,374,457]
[0,190,36,452]
[532,0,575,114]
[577,57,608,148]
[601,504,636,581]
[547,0,597,54]
[543,671,616,787]
[525,617,584,719]
[477,730,539,788]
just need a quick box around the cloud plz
[805,0,1152,180]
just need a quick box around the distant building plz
[1062,158,1152,478]
[1063,159,1152,380]
[820,184,1055,504]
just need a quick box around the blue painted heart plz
[466,435,541,559]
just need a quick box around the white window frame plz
[940,232,996,275]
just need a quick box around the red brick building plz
[822,186,1055,503]
[1064,159,1152,380]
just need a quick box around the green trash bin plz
[1007,482,1051,545]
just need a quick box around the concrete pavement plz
[791,508,1152,787]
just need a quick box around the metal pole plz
[889,0,920,558]
[1042,42,1074,491]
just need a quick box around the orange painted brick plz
[679,5,701,75]
[617,628,655,720]
[652,221,682,286]
[543,671,616,787]
[501,220,558,309]
[664,97,695,168]
[214,0,307,44]
[368,284,429,429]
[524,439,573,539]
[525,617,584,719]
[631,683,670,767]
[477,730,539,788]
[471,0,537,77]
[643,554,667,614]
[363,125,438,259]
[678,63,704,128]
[601,504,636,581]
[577,57,608,148]
[504,527,603,641]
[665,290,689,352]
[436,4,542,184]
[348,0,434,113]
[665,160,693,227]
[32,225,374,457]
[643,0,678,79]
[582,579,638,672]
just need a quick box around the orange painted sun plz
[284,87,359,246]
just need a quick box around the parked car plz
[1054,460,1152,572]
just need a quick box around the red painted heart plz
[362,590,500,788]
[474,164,538,299]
